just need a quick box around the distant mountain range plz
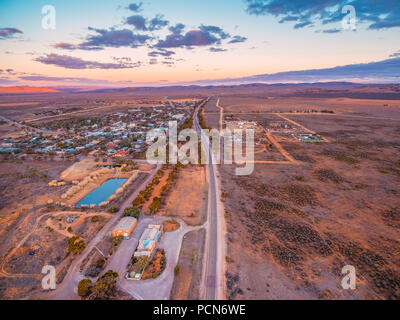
[1,82,400,101]
[0,86,61,93]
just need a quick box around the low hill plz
[0,86,61,94]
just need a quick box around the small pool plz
[77,178,127,207]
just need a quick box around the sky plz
[0,0,399,87]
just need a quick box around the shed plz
[112,217,137,239]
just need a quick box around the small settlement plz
[0,101,196,158]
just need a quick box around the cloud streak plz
[245,0,400,31]
[0,27,23,40]
[34,53,141,69]
[226,57,400,83]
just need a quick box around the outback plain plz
[0,83,399,300]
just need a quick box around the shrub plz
[77,279,92,297]
[91,216,99,222]
[67,236,86,255]
[108,206,119,213]
[90,270,119,300]
[174,265,180,276]
[123,206,140,219]
[96,258,105,268]
[112,235,124,247]
[316,169,344,184]
[149,197,162,214]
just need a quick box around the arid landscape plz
[0,84,399,301]
[1,0,400,306]
[212,93,400,300]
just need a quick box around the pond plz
[77,178,127,207]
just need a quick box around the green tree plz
[149,197,162,214]
[112,235,124,247]
[123,206,140,219]
[108,206,119,213]
[90,270,119,300]
[77,279,92,297]
[67,236,86,255]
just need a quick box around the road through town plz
[194,98,226,300]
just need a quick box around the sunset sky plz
[0,0,399,87]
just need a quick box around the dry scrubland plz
[0,158,72,298]
[159,165,207,226]
[216,97,400,300]
[170,229,205,300]
[0,156,145,299]
[1,87,400,300]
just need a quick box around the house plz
[133,224,162,257]
[135,240,156,256]
[112,217,137,239]
[115,150,129,157]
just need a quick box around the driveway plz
[107,216,201,300]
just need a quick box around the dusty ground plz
[0,156,146,299]
[170,229,205,300]
[159,165,207,226]
[215,97,400,300]
[163,220,181,232]
[60,159,99,182]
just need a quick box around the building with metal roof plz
[112,217,137,239]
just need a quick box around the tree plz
[149,197,162,214]
[77,279,92,297]
[67,236,86,255]
[89,270,119,300]
[108,206,119,213]
[112,235,124,247]
[123,206,140,219]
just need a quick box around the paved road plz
[47,163,161,300]
[194,97,225,300]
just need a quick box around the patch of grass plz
[281,184,317,206]
[322,149,360,165]
[315,169,344,184]
[382,208,399,221]
[255,199,286,217]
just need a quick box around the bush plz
[96,258,105,268]
[132,195,144,206]
[174,265,180,276]
[77,279,92,297]
[91,216,99,222]
[90,270,119,300]
[108,206,119,213]
[67,236,86,255]
[123,206,140,219]
[316,169,344,184]
[149,197,162,214]
[112,235,124,247]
